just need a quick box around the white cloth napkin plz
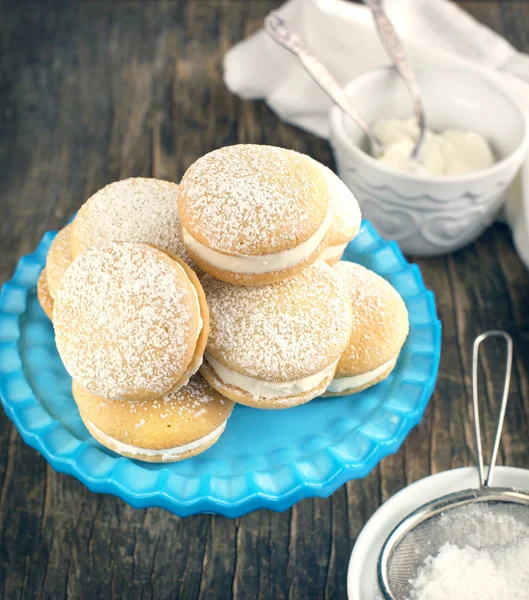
[224,0,529,265]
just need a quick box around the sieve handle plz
[472,330,513,487]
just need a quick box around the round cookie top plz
[334,262,409,377]
[71,178,194,268]
[178,144,329,255]
[202,260,353,382]
[73,375,234,450]
[46,224,73,299]
[292,153,361,246]
[54,242,202,401]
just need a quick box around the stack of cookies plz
[37,144,409,462]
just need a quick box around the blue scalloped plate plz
[0,221,440,517]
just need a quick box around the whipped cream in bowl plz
[372,117,495,177]
[329,66,529,256]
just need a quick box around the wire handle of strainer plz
[472,330,513,488]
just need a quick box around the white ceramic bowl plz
[347,466,529,599]
[330,67,529,256]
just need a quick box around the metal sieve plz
[377,330,529,599]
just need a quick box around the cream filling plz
[86,417,226,461]
[326,357,397,393]
[320,242,348,262]
[205,353,338,399]
[372,118,495,176]
[182,210,332,274]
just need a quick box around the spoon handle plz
[264,12,382,154]
[365,0,426,159]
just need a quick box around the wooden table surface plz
[2,1,529,598]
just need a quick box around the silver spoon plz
[364,0,427,161]
[264,11,384,156]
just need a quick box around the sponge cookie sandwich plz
[179,145,332,285]
[200,261,353,408]
[54,242,208,402]
[73,375,233,462]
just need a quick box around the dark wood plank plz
[1,2,529,600]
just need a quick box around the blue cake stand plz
[0,221,441,517]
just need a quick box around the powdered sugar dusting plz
[203,261,352,382]
[179,145,328,255]
[75,178,195,268]
[54,242,196,400]
[110,374,219,420]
